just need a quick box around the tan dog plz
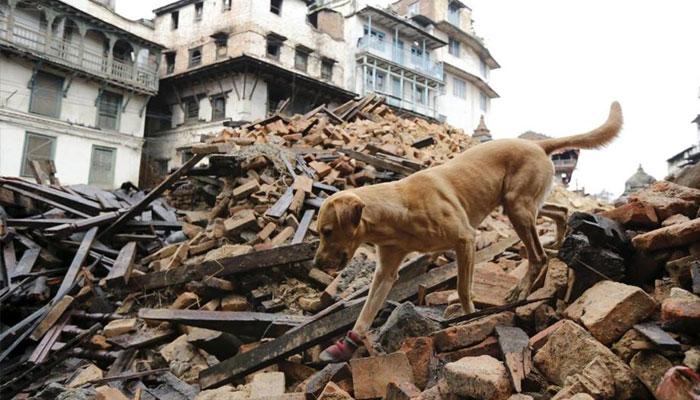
[314,102,622,342]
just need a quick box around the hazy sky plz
[116,1,700,197]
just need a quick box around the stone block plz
[377,302,440,353]
[102,318,138,338]
[564,280,656,345]
[630,351,673,395]
[249,372,285,398]
[443,355,512,400]
[533,320,645,400]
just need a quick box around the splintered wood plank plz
[138,309,308,338]
[338,148,415,176]
[292,209,315,244]
[495,325,531,393]
[31,295,74,341]
[633,322,681,350]
[99,153,206,239]
[107,327,177,350]
[55,227,98,300]
[104,242,137,286]
[12,248,41,278]
[199,301,364,389]
[130,241,318,291]
[265,187,294,218]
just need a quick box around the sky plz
[116,0,700,197]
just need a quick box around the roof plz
[666,145,698,162]
[625,164,656,188]
[434,20,499,69]
[357,6,447,50]
[155,0,316,15]
[443,62,499,98]
[518,131,550,141]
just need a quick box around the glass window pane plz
[89,146,116,187]
[30,72,63,118]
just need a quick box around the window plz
[363,26,385,51]
[165,52,175,74]
[194,2,203,21]
[391,77,401,97]
[415,86,426,104]
[266,37,281,60]
[97,91,122,130]
[21,133,56,177]
[214,35,228,59]
[154,159,169,176]
[480,92,489,111]
[448,2,460,26]
[189,47,202,68]
[180,148,194,164]
[294,49,309,72]
[88,146,116,188]
[453,77,467,99]
[211,95,226,120]
[366,71,385,92]
[480,59,489,78]
[407,1,419,17]
[171,11,179,29]
[321,59,333,80]
[448,38,460,57]
[222,0,231,10]
[270,0,282,15]
[29,71,63,118]
[184,97,199,121]
[410,46,424,66]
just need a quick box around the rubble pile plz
[1,95,698,400]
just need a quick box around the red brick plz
[399,336,435,390]
[600,201,658,228]
[350,352,414,399]
[632,218,700,252]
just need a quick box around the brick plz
[256,222,277,242]
[443,355,512,400]
[655,366,700,400]
[432,312,514,352]
[533,320,646,400]
[204,244,252,262]
[309,161,332,178]
[102,318,138,338]
[437,336,500,363]
[564,281,656,345]
[630,181,700,220]
[170,291,200,309]
[424,290,455,306]
[68,363,103,388]
[386,381,421,400]
[224,211,257,235]
[221,294,249,311]
[662,213,691,227]
[550,356,615,400]
[95,385,129,400]
[399,336,436,390]
[630,351,673,395]
[271,226,295,246]
[661,289,700,332]
[318,381,353,400]
[350,352,414,399]
[600,201,658,227]
[250,372,285,398]
[632,218,700,252]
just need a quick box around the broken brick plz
[443,355,512,400]
[350,352,414,399]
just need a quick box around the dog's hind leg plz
[539,203,568,248]
[353,245,406,335]
[455,233,477,314]
[505,201,548,301]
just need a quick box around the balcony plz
[358,35,443,81]
[0,16,158,93]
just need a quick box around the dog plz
[314,102,623,362]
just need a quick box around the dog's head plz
[313,191,365,270]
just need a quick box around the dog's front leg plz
[353,245,406,335]
[456,235,477,314]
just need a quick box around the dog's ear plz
[338,194,365,229]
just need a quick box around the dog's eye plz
[321,227,332,237]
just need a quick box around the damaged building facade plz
[144,0,499,174]
[142,0,355,176]
[0,0,162,187]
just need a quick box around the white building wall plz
[0,53,147,186]
[439,71,485,131]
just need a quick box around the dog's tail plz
[537,102,623,155]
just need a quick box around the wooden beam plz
[338,148,415,176]
[99,153,206,239]
[104,241,137,286]
[130,241,318,291]
[292,209,315,244]
[55,227,98,300]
